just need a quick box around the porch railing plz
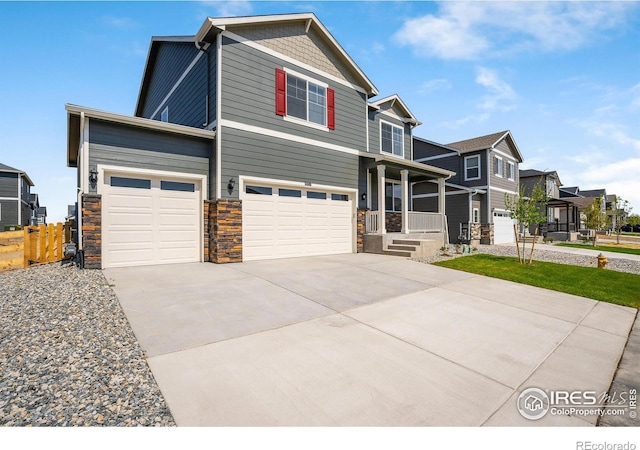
[408,212,443,232]
[365,210,444,234]
[365,210,380,234]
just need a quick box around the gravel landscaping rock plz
[415,244,640,275]
[0,263,175,426]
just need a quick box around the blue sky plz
[1,1,639,223]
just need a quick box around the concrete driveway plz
[104,254,636,426]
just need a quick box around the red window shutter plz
[327,88,335,130]
[275,68,286,116]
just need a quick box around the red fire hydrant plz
[597,253,608,269]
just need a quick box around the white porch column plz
[401,169,409,234]
[377,165,386,234]
[438,177,445,214]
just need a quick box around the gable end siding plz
[220,35,367,151]
[229,22,361,87]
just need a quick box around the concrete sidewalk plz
[104,254,638,426]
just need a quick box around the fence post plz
[48,223,55,262]
[56,222,63,261]
[23,227,30,268]
[39,224,46,264]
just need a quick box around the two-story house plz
[413,131,524,244]
[66,13,452,269]
[0,163,34,230]
[519,169,579,241]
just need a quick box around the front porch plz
[360,155,452,257]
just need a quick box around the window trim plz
[464,155,481,181]
[493,155,504,178]
[280,68,332,132]
[507,161,515,181]
[380,119,404,158]
[160,106,169,123]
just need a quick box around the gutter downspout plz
[77,111,85,251]
[215,32,222,200]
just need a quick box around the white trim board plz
[220,119,363,156]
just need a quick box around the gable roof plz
[579,189,606,198]
[559,186,580,196]
[519,169,562,185]
[368,94,421,126]
[0,163,34,186]
[446,130,524,162]
[196,13,378,97]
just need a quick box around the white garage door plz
[102,173,201,268]
[493,211,515,244]
[242,182,354,261]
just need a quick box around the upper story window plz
[465,155,481,181]
[380,121,404,157]
[546,179,555,197]
[493,156,504,177]
[276,68,335,130]
[507,161,515,181]
[160,106,168,123]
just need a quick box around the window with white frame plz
[465,155,481,181]
[507,161,515,180]
[381,121,404,157]
[385,181,402,212]
[473,208,479,223]
[493,156,504,177]
[546,179,555,197]
[276,68,335,130]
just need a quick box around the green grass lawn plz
[555,243,640,256]
[434,254,640,309]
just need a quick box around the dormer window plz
[380,121,404,157]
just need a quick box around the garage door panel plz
[243,182,354,261]
[103,172,201,268]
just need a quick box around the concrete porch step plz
[392,239,422,246]
[387,244,418,251]
[382,249,413,257]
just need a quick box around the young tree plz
[583,197,608,247]
[505,182,549,264]
[608,196,631,244]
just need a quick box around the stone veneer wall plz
[480,223,494,245]
[209,200,242,263]
[385,212,402,233]
[81,194,102,269]
[356,209,366,253]
[203,201,211,262]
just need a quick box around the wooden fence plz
[0,223,73,272]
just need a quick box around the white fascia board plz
[65,104,216,140]
[414,153,458,163]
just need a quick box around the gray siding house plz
[66,13,452,269]
[413,131,524,244]
[519,169,580,241]
[0,163,34,230]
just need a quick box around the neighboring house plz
[519,169,580,241]
[28,193,48,225]
[559,186,608,230]
[413,131,524,244]
[0,163,34,230]
[66,13,452,269]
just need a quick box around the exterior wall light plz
[227,177,236,195]
[89,168,98,186]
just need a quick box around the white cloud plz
[102,16,137,29]
[418,78,452,94]
[475,67,516,112]
[200,0,253,18]
[393,2,635,60]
